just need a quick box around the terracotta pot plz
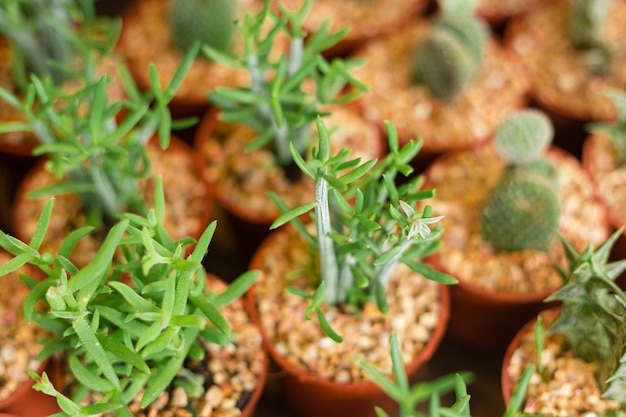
[193,104,385,260]
[500,307,559,406]
[0,359,60,417]
[422,143,610,351]
[246,226,451,417]
[11,134,212,268]
[430,254,557,352]
[503,0,626,125]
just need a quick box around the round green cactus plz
[480,109,561,253]
[480,172,560,252]
[168,0,237,54]
[493,109,554,166]
[409,1,488,103]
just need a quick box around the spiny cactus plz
[589,88,626,166]
[546,229,626,403]
[168,0,237,54]
[409,0,488,103]
[568,0,615,75]
[480,110,561,253]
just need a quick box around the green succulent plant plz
[0,39,200,230]
[568,0,615,75]
[269,117,455,341]
[546,229,626,402]
[0,179,259,416]
[480,110,561,253]
[168,0,237,54]
[0,0,118,93]
[589,88,626,166]
[203,0,368,168]
[409,0,489,103]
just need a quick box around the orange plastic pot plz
[428,254,557,352]
[246,227,452,417]
[500,307,560,406]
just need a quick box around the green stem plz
[315,172,339,305]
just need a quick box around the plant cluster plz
[409,0,489,103]
[480,109,561,253]
[0,179,258,416]
[0,0,118,93]
[203,0,368,168]
[0,38,200,230]
[269,117,455,341]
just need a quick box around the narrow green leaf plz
[97,332,150,374]
[68,353,115,392]
[289,140,316,180]
[189,293,230,336]
[73,316,120,389]
[188,221,217,264]
[316,308,343,343]
[316,115,331,161]
[214,270,259,307]
[109,281,159,313]
[338,159,377,185]
[165,41,200,99]
[141,327,198,407]
[504,365,535,417]
[374,246,403,267]
[141,327,179,357]
[270,202,317,230]
[0,252,32,276]
[28,199,54,250]
[68,219,129,294]
[404,260,458,285]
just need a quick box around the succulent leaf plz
[169,0,237,54]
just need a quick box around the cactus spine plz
[409,0,488,103]
[168,0,237,54]
[480,110,561,252]
[546,229,626,403]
